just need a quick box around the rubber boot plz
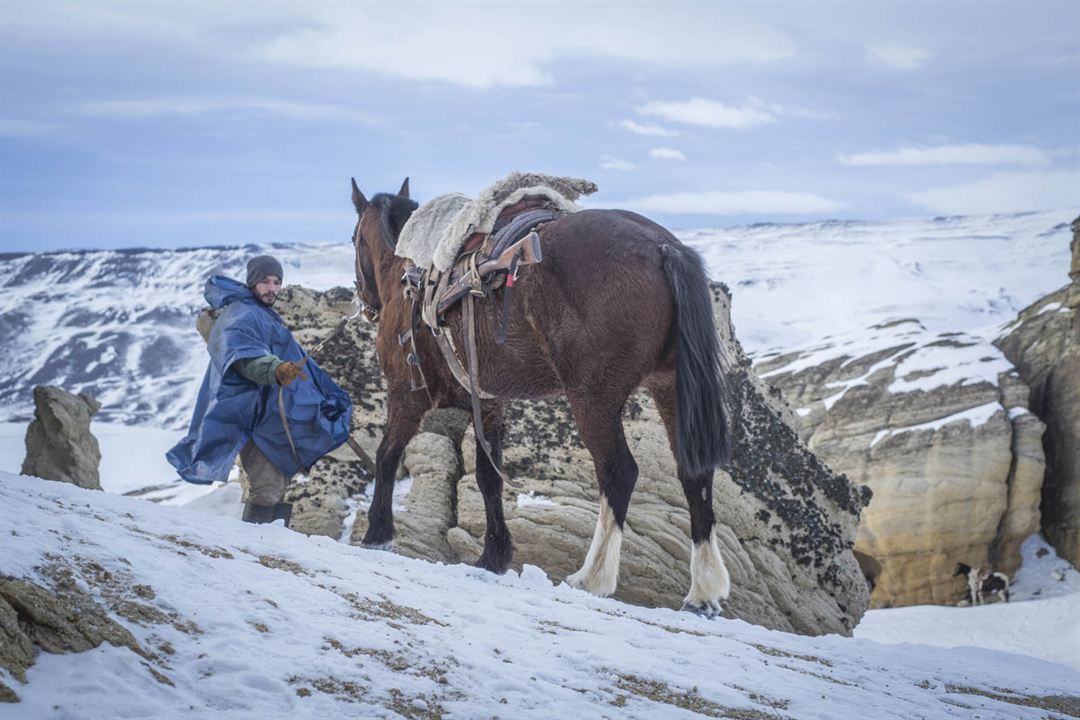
[272,502,293,528]
[242,502,277,524]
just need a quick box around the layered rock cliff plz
[995,215,1080,567]
[757,324,1045,607]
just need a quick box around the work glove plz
[275,361,309,386]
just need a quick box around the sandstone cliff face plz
[20,386,103,491]
[756,322,1045,607]
[272,284,871,637]
[996,215,1080,568]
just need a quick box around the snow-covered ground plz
[856,535,1080,673]
[2,472,1078,719]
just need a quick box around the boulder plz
[20,386,102,490]
[996,215,1080,567]
[280,283,871,637]
[757,322,1045,607]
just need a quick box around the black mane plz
[372,193,418,246]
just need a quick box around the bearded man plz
[167,255,352,526]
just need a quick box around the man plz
[167,255,352,526]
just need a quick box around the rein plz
[352,222,381,324]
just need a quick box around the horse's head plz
[350,177,416,322]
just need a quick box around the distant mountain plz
[0,242,355,428]
[0,210,1072,429]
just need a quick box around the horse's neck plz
[373,250,406,306]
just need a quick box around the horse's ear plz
[398,177,410,199]
[351,178,368,215]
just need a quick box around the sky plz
[0,0,1078,252]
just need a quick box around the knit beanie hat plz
[246,255,284,287]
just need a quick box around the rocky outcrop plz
[0,575,150,703]
[20,386,102,490]
[757,323,1045,607]
[270,284,872,636]
[996,215,1080,568]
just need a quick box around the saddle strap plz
[463,293,509,486]
[432,321,496,400]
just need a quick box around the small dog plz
[954,563,1010,605]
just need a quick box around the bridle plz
[352,217,381,324]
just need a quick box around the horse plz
[350,177,734,616]
[954,563,1010,605]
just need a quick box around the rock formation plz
[271,284,872,637]
[20,386,103,490]
[996,215,1080,567]
[756,323,1045,608]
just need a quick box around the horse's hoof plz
[361,539,394,551]
[681,600,723,619]
[475,555,510,574]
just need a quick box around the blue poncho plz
[167,276,353,484]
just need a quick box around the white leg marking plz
[566,497,623,598]
[682,528,730,616]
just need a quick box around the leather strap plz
[277,385,308,473]
[432,322,495,399]
[463,293,508,485]
[345,436,376,476]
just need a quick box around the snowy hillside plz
[0,209,1072,430]
[2,472,1078,719]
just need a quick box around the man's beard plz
[258,293,277,305]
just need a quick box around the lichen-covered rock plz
[757,322,1046,607]
[20,386,102,490]
[996,215,1080,567]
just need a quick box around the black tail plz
[660,243,733,475]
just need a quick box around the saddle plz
[399,200,560,393]
[398,200,561,479]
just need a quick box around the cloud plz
[907,170,1080,214]
[637,98,777,130]
[649,148,686,161]
[866,43,931,71]
[599,156,636,171]
[617,120,677,137]
[249,6,794,89]
[634,96,830,130]
[625,190,847,215]
[838,143,1050,167]
[77,96,377,124]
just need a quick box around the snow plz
[683,209,1074,357]
[2,210,1071,434]
[1037,302,1064,315]
[517,491,558,508]
[0,421,219,502]
[856,535,1080,673]
[2,472,1078,719]
[854,595,1080,674]
[870,401,1005,448]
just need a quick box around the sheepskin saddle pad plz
[395,171,598,273]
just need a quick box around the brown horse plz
[350,178,734,615]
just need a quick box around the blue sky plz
[1,1,1077,252]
